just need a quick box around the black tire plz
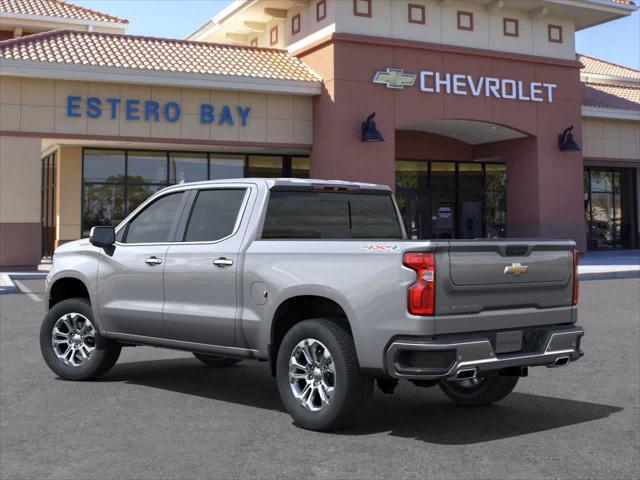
[40,298,121,381]
[276,318,373,431]
[439,375,519,406]
[193,353,242,367]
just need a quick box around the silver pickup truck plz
[41,178,583,431]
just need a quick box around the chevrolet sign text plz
[419,71,556,103]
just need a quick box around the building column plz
[0,135,42,266]
[55,146,82,246]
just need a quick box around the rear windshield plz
[262,191,403,239]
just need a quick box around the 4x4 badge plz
[372,68,416,89]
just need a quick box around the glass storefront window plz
[84,150,125,183]
[247,155,283,177]
[170,153,207,183]
[82,184,125,237]
[210,154,245,179]
[458,163,484,239]
[585,167,637,249]
[484,163,507,238]
[128,151,168,184]
[431,162,456,239]
[395,161,429,239]
[291,157,310,178]
[81,149,309,235]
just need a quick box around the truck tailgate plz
[435,240,576,334]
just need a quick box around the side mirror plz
[89,226,115,248]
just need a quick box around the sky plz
[74,0,639,69]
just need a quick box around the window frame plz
[457,11,474,31]
[316,0,326,22]
[353,0,372,18]
[117,190,188,246]
[270,25,278,46]
[291,13,301,35]
[176,186,251,245]
[503,17,519,37]
[548,24,563,43]
[408,4,426,25]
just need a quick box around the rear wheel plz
[276,319,373,431]
[40,298,121,381]
[193,353,241,367]
[439,375,518,406]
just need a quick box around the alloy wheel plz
[51,313,96,367]
[288,338,336,412]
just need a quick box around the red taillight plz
[572,250,580,305]
[403,252,435,315]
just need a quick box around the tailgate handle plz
[505,245,529,256]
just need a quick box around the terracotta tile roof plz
[0,0,128,24]
[582,82,640,111]
[578,54,640,80]
[0,30,321,83]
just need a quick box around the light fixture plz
[558,126,580,151]
[361,112,384,142]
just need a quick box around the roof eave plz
[186,0,256,41]
[0,11,128,29]
[0,59,322,96]
[582,105,640,121]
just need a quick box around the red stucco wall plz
[298,34,586,249]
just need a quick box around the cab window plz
[122,192,184,243]
[183,189,247,242]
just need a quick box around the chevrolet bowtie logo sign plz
[372,68,416,90]
[504,263,529,276]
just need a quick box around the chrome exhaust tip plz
[555,356,570,367]
[456,367,478,380]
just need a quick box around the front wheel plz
[276,319,373,431]
[439,375,518,406]
[40,298,121,381]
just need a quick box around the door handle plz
[213,257,234,267]
[145,256,163,266]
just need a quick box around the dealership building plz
[0,0,638,266]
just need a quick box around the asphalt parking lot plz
[1,277,638,479]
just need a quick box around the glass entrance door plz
[41,153,56,258]
[585,167,638,249]
[395,160,506,240]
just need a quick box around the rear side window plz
[183,189,247,242]
[123,192,183,243]
[262,191,402,239]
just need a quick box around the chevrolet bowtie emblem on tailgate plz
[372,68,416,89]
[504,263,529,276]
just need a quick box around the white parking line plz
[13,279,43,302]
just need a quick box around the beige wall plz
[55,146,82,245]
[0,134,42,266]
[212,0,577,60]
[0,77,314,146]
[0,135,41,223]
[582,117,640,161]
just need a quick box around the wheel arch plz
[269,295,353,376]
[49,276,90,309]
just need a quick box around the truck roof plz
[163,178,392,192]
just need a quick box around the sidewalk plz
[579,249,640,280]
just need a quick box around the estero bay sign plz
[66,96,252,126]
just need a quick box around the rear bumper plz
[385,324,584,380]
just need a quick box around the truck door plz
[162,186,252,347]
[98,191,186,338]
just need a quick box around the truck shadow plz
[103,357,622,445]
